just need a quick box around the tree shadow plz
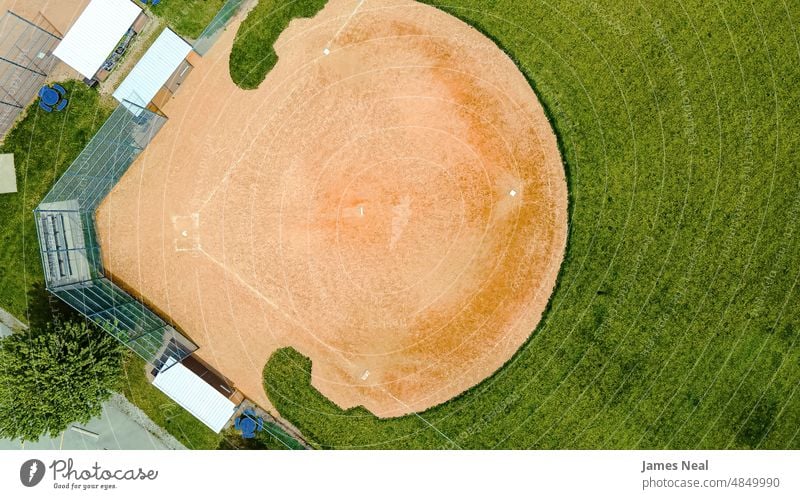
[25,282,78,331]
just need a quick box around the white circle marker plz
[323,47,330,56]
[182,230,188,237]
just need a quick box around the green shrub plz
[0,321,124,441]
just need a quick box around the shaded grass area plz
[262,0,800,449]
[144,0,228,39]
[121,354,223,449]
[0,81,114,321]
[219,422,306,450]
[229,0,327,89]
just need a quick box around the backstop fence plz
[193,0,248,56]
[0,10,61,139]
[34,101,198,369]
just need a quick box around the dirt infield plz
[96,0,568,417]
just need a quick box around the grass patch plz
[229,0,327,89]
[262,0,800,449]
[0,81,114,322]
[144,0,228,39]
[120,354,223,449]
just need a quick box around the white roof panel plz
[53,0,141,79]
[153,357,236,433]
[0,153,17,194]
[113,28,191,108]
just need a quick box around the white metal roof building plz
[52,0,142,79]
[113,28,192,109]
[153,357,237,433]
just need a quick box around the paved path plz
[0,306,25,338]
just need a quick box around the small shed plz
[52,0,143,80]
[0,153,17,194]
[113,28,192,110]
[152,357,237,433]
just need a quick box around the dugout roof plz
[52,0,141,79]
[113,28,191,110]
[153,357,237,433]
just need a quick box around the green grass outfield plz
[256,0,800,448]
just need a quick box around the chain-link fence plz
[35,101,198,369]
[193,0,248,56]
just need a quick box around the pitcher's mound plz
[97,0,568,417]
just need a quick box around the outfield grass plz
[260,0,800,449]
[0,82,114,322]
[229,0,327,89]
[145,0,228,39]
[121,354,223,449]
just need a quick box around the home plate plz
[173,214,200,252]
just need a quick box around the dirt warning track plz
[96,0,568,417]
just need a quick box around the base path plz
[96,0,568,418]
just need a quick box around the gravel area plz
[108,392,186,450]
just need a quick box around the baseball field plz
[94,0,799,449]
[96,0,567,417]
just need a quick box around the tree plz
[0,321,124,441]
